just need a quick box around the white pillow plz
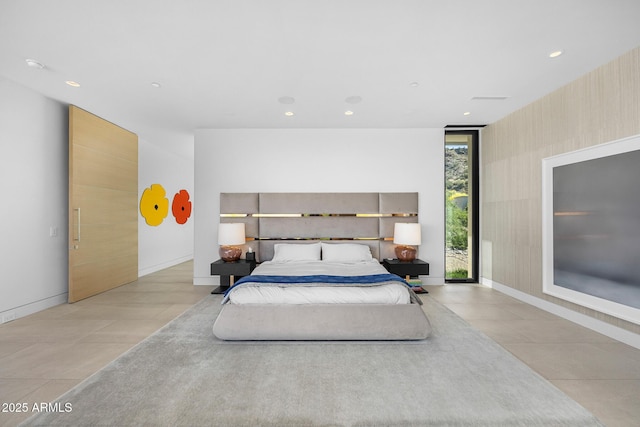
[271,243,321,262]
[321,243,373,262]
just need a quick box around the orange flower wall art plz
[140,184,169,226]
[172,189,192,224]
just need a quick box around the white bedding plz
[254,259,389,276]
[227,260,411,305]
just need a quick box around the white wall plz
[0,76,195,322]
[138,136,194,275]
[0,77,68,321]
[193,128,445,285]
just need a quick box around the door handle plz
[74,208,81,242]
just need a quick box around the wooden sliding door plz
[68,106,138,302]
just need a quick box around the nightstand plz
[210,259,256,294]
[382,259,430,293]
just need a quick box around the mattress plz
[224,260,412,305]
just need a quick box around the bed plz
[212,242,432,340]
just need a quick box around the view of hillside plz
[445,146,468,194]
[445,146,469,278]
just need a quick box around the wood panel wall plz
[481,46,640,333]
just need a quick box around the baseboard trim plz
[1,293,68,324]
[138,255,193,277]
[194,276,220,286]
[481,277,640,350]
[420,276,445,286]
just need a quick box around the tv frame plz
[542,134,640,325]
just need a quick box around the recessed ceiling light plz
[151,82,161,88]
[25,58,45,69]
[345,96,362,104]
[65,80,81,87]
[278,96,295,104]
[410,82,419,87]
[463,111,471,116]
[549,50,564,58]
[284,111,294,116]
[344,110,354,116]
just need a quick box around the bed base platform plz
[212,302,432,341]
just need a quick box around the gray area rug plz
[22,295,602,426]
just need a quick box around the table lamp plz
[393,223,421,262]
[218,223,245,262]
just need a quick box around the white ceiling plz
[2,0,640,142]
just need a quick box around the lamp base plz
[220,246,242,262]
[395,245,416,262]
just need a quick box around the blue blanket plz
[224,273,409,297]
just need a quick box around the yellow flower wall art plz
[140,184,169,226]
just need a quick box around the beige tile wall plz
[481,46,640,334]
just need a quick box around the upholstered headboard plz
[220,192,419,262]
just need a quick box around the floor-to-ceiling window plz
[445,130,479,282]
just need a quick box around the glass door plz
[445,130,479,282]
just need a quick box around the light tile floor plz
[427,283,640,427]
[0,261,212,427]
[1,263,639,426]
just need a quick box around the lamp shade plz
[218,223,245,245]
[393,223,421,246]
